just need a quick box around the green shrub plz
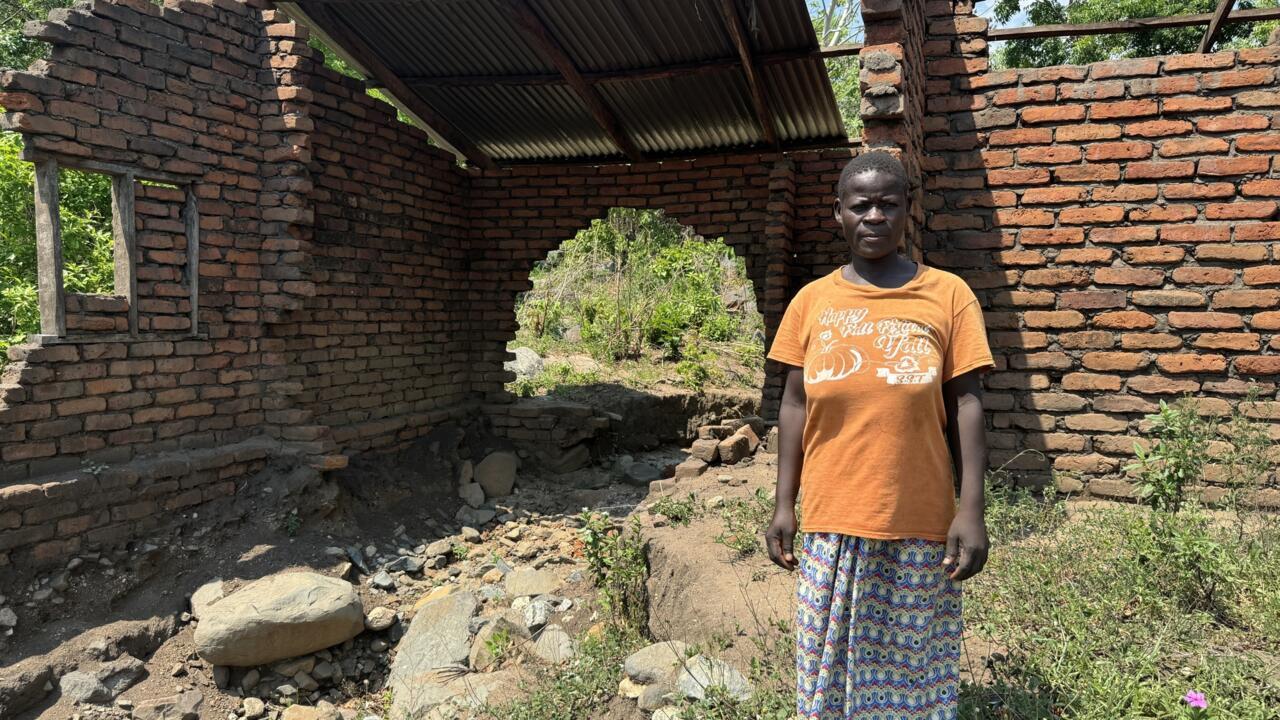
[578,511,648,632]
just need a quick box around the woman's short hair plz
[838,151,910,197]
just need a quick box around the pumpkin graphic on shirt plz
[804,330,864,385]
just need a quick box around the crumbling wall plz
[922,1,1280,500]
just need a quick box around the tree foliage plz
[993,0,1280,68]
[808,0,864,138]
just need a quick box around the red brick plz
[1194,333,1261,351]
[1056,164,1121,182]
[1128,376,1201,394]
[1094,311,1156,330]
[1244,266,1280,285]
[993,250,1046,266]
[994,86,1056,105]
[1202,68,1276,90]
[1059,331,1116,349]
[1168,312,1245,330]
[1064,413,1130,432]
[1024,310,1086,328]
[1171,267,1236,285]
[989,332,1049,349]
[1156,354,1228,374]
[1196,114,1272,133]
[1239,91,1280,107]
[1132,290,1206,307]
[1084,141,1152,161]
[1082,351,1150,371]
[55,397,107,416]
[1122,333,1182,350]
[989,168,1051,186]
[1198,157,1272,177]
[1125,119,1192,138]
[995,208,1055,227]
[989,128,1054,146]
[1091,226,1157,244]
[1022,105,1087,124]
[992,291,1055,307]
[1017,146,1083,165]
[1020,228,1084,245]
[1022,187,1087,204]
[1243,179,1280,197]
[1195,245,1268,262]
[1235,356,1280,376]
[1057,248,1115,264]
[1024,393,1090,411]
[1164,52,1234,71]
[1235,223,1280,242]
[1214,290,1280,309]
[1160,225,1231,243]
[1126,161,1195,179]
[1059,206,1125,224]
[1010,352,1073,370]
[1060,290,1126,309]
[1124,246,1184,264]
[1252,311,1280,330]
[1055,124,1121,142]
[1164,97,1233,113]
[1092,185,1158,202]
[1091,99,1158,119]
[1158,138,1230,157]
[1063,373,1122,391]
[1058,81,1126,100]
[1164,182,1235,200]
[1093,267,1164,286]
[1236,134,1280,152]
[1129,205,1197,222]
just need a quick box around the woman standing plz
[765,151,994,719]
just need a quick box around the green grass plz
[650,493,703,527]
[714,488,775,557]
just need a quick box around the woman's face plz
[833,169,908,261]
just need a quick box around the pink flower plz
[1183,690,1207,710]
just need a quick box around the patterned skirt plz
[796,533,963,720]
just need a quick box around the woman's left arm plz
[942,369,988,581]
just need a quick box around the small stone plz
[364,607,396,632]
[311,661,336,681]
[131,690,203,720]
[522,600,549,632]
[708,496,726,509]
[529,625,575,664]
[475,451,519,498]
[458,483,485,508]
[0,608,16,628]
[675,655,753,701]
[294,671,319,692]
[31,588,53,602]
[281,701,342,720]
[370,639,389,652]
[370,571,396,591]
[66,558,83,571]
[240,669,260,693]
[504,569,560,598]
[456,506,497,527]
[625,641,690,684]
[242,697,266,719]
[482,568,505,584]
[59,671,110,704]
[639,683,676,711]
[169,663,187,678]
[425,539,452,557]
[652,707,679,720]
[212,665,230,689]
[272,657,316,677]
[461,527,481,543]
[618,676,644,698]
[48,572,69,592]
[277,683,298,697]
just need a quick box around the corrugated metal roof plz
[310,0,848,164]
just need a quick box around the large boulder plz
[475,451,518,498]
[388,592,479,718]
[675,655,753,702]
[504,347,544,379]
[193,573,363,667]
[624,641,689,684]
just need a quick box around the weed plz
[281,509,301,537]
[451,544,470,561]
[650,493,701,526]
[483,626,513,666]
[714,488,774,557]
[1125,398,1214,513]
[578,511,649,631]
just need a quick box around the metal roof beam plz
[503,0,643,162]
[1199,0,1238,52]
[716,0,779,149]
[290,1,495,170]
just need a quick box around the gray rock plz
[504,347,543,379]
[59,671,110,704]
[387,592,479,718]
[425,539,453,557]
[384,556,423,574]
[652,707,680,720]
[294,670,318,692]
[522,599,550,632]
[456,506,497,527]
[674,457,708,480]
[638,683,676,711]
[131,690,203,720]
[281,701,342,719]
[312,660,336,681]
[239,668,260,693]
[540,444,591,474]
[193,572,364,667]
[675,655,753,702]
[370,571,396,591]
[458,460,474,484]
[622,461,662,486]
[0,607,15,627]
[475,452,518,498]
[624,641,690,684]
[242,697,266,719]
[461,526,481,543]
[504,569,560,598]
[458,482,485,508]
[529,625,574,664]
[469,615,527,671]
[97,654,146,696]
[364,607,397,632]
[189,579,224,619]
[212,665,229,689]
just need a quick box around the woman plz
[765,151,994,719]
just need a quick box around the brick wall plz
[922,1,1280,500]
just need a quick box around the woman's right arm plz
[766,366,806,571]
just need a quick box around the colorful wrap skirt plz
[796,533,963,720]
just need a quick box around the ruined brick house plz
[0,0,1277,567]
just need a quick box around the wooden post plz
[33,159,65,337]
[185,186,200,336]
[1200,0,1238,52]
[716,0,780,148]
[112,173,138,336]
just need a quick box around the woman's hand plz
[765,507,798,571]
[943,509,988,581]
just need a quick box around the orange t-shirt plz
[767,265,994,542]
